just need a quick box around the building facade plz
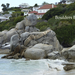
[19,3,29,8]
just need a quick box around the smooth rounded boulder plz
[62,45,75,61]
[24,43,53,59]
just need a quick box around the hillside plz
[0,3,75,47]
[0,7,24,31]
[36,3,75,47]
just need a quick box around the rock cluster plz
[62,62,75,71]
[0,14,39,47]
[62,45,75,62]
[1,14,63,60]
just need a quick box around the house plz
[36,4,57,18]
[0,14,12,22]
[66,0,73,4]
[28,4,57,19]
[33,5,42,11]
[28,11,38,15]
[59,0,73,4]
[59,0,66,4]
[19,3,29,8]
[3,14,12,18]
[0,16,9,22]
[21,9,31,16]
[8,11,15,14]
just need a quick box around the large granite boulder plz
[22,29,62,51]
[62,62,75,71]
[24,14,37,26]
[0,14,39,47]
[15,14,39,32]
[15,20,25,30]
[0,30,8,46]
[47,51,61,59]
[25,26,40,32]
[10,29,62,52]
[62,45,75,61]
[24,43,53,59]
[10,34,20,52]
[6,28,17,42]
[0,28,17,47]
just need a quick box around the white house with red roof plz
[29,4,57,19]
[36,4,57,18]
[28,11,38,15]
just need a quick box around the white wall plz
[33,7,40,11]
[36,15,43,19]
[66,1,73,4]
[38,9,50,13]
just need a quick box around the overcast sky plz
[0,0,60,11]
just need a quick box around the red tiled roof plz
[38,4,57,9]
[36,13,45,15]
[29,11,38,14]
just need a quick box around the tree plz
[42,7,65,20]
[6,3,10,9]
[1,4,7,12]
[66,0,75,2]
[1,4,6,8]
[42,2,49,5]
[34,3,38,7]
[1,3,10,12]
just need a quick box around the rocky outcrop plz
[15,14,40,32]
[10,29,62,51]
[24,43,53,59]
[0,30,8,46]
[62,45,75,61]
[62,62,75,71]
[0,14,39,47]
[47,51,61,59]
[1,14,63,60]
[2,29,62,59]
[1,44,26,59]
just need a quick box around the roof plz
[0,16,9,19]
[38,4,57,10]
[29,11,38,14]
[19,3,29,6]
[36,13,45,15]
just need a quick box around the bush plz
[12,11,24,17]
[36,22,48,31]
[8,7,21,11]
[54,25,75,47]
[14,16,24,24]
[0,16,24,31]
[42,7,66,20]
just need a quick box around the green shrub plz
[54,25,75,47]
[14,16,24,24]
[36,22,48,31]
[12,11,24,17]
[8,7,21,11]
[42,7,66,20]
[0,16,24,31]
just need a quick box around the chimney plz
[52,4,54,8]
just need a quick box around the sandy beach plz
[0,49,10,54]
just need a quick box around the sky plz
[0,0,60,11]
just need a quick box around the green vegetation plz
[0,16,24,31]
[0,6,24,31]
[12,11,24,17]
[36,3,75,47]
[1,3,75,47]
[8,7,21,11]
[1,3,10,12]
[55,25,75,47]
